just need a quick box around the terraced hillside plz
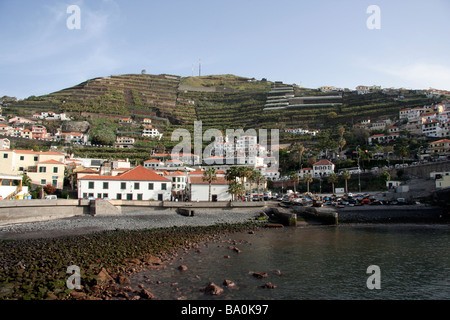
[7,73,441,148]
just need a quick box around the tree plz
[43,184,56,195]
[227,181,244,201]
[202,168,217,201]
[303,174,313,193]
[292,142,305,170]
[22,174,32,190]
[341,170,351,193]
[380,170,391,183]
[338,137,346,158]
[289,172,299,194]
[238,166,254,195]
[251,170,265,200]
[327,173,338,194]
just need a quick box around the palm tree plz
[341,170,351,193]
[303,173,313,193]
[225,166,240,183]
[293,142,305,170]
[238,166,254,196]
[228,181,244,201]
[289,172,299,195]
[251,170,264,200]
[202,168,217,201]
[327,173,338,195]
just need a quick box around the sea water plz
[129,224,450,300]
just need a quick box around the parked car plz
[44,195,57,200]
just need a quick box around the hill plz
[5,73,443,148]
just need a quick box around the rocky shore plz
[0,209,265,300]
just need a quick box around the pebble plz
[0,209,263,240]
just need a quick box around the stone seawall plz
[0,200,89,226]
[291,204,446,225]
[336,205,446,223]
[0,200,266,226]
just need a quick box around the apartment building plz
[0,149,66,188]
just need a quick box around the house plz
[143,159,164,169]
[26,159,65,189]
[165,171,188,199]
[298,167,313,178]
[8,117,36,125]
[119,118,132,124]
[428,139,450,156]
[60,132,87,144]
[0,149,66,189]
[142,126,162,139]
[0,138,10,149]
[422,120,443,138]
[187,176,231,202]
[31,125,48,139]
[77,166,172,201]
[114,136,135,148]
[142,118,152,124]
[312,159,335,177]
[0,124,12,135]
[368,133,399,145]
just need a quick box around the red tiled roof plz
[38,159,64,164]
[313,159,334,166]
[189,176,229,185]
[79,166,170,181]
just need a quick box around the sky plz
[1,0,450,99]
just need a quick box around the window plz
[52,180,57,187]
[137,194,143,201]
[134,182,140,190]
[34,156,38,161]
[3,153,7,158]
[20,156,24,161]
[103,193,108,199]
[53,167,58,173]
[120,182,126,189]
[161,183,167,190]
[97,193,102,199]
[41,179,46,185]
[39,166,46,173]
[116,193,122,200]
[83,193,87,198]
[148,183,154,190]
[88,181,94,189]
[103,182,109,189]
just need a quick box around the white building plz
[312,159,335,177]
[187,175,231,202]
[77,166,172,201]
[142,126,162,139]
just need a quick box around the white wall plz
[190,183,231,201]
[78,179,172,200]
